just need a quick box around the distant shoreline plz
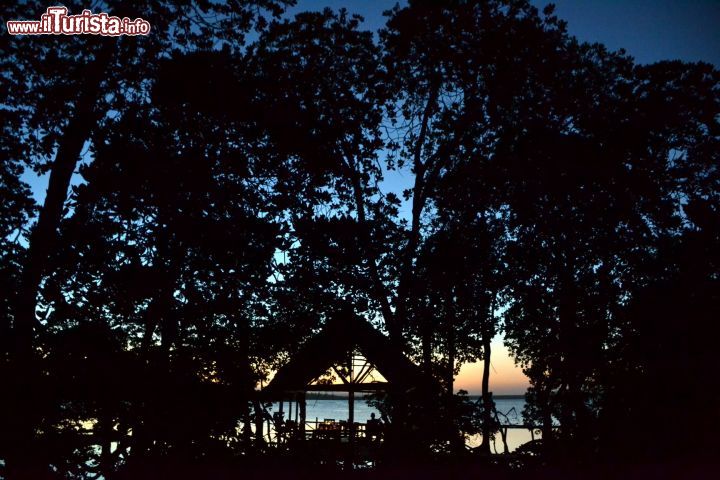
[304,393,526,401]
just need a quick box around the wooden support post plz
[278,400,285,443]
[349,389,355,442]
[346,352,356,471]
[299,392,306,440]
[349,353,356,446]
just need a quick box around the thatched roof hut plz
[262,311,431,399]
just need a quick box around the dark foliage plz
[1,0,718,477]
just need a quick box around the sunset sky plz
[455,339,529,395]
[294,0,718,396]
[458,0,719,395]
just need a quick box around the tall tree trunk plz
[129,235,177,468]
[479,330,493,454]
[7,43,113,478]
[342,157,395,339]
[15,42,113,354]
[394,81,440,350]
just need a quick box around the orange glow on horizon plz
[454,340,529,395]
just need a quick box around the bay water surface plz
[269,396,534,452]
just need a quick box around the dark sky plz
[535,0,720,66]
[290,0,720,217]
[22,1,720,202]
[286,0,720,67]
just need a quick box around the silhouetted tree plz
[1,1,293,476]
[500,41,719,463]
[382,0,571,452]
[1,0,718,476]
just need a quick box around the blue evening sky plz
[23,0,719,202]
[286,0,719,66]
[284,0,720,217]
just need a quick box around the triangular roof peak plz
[262,311,430,399]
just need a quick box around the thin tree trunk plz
[479,331,493,454]
[253,400,265,445]
[445,293,464,452]
[447,318,455,404]
[237,317,253,446]
[394,82,440,349]
[341,155,394,336]
[539,381,554,454]
[480,293,497,454]
[299,393,306,441]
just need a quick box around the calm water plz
[269,397,535,452]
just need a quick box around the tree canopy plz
[1,0,718,477]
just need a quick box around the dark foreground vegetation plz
[1,0,718,478]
